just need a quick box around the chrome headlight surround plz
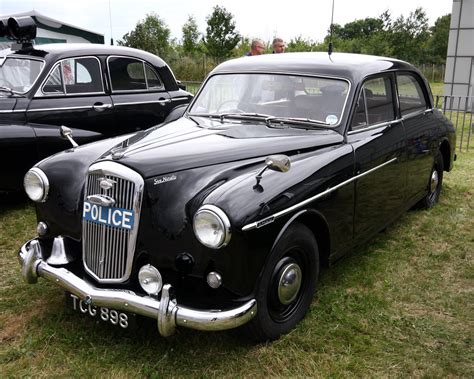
[193,205,231,249]
[24,167,49,202]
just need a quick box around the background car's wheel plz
[418,151,444,209]
[244,222,319,341]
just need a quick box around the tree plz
[118,13,171,58]
[182,15,200,55]
[427,14,451,63]
[203,6,241,59]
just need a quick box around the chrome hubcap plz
[430,170,439,193]
[277,263,302,305]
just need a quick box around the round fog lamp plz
[206,271,223,289]
[138,264,163,296]
[24,168,49,202]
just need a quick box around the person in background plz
[272,37,286,53]
[245,39,265,56]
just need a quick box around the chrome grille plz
[82,162,144,283]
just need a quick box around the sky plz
[1,0,453,45]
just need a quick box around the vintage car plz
[0,16,192,193]
[18,52,455,341]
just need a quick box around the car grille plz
[82,161,144,283]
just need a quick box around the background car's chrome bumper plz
[18,239,257,336]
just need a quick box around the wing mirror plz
[254,155,291,192]
[60,125,79,148]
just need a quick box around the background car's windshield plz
[0,57,44,93]
[189,73,349,125]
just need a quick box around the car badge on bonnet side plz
[99,177,116,191]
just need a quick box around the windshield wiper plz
[265,116,331,128]
[187,112,273,123]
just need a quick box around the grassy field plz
[1,148,472,377]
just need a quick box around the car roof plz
[9,43,168,68]
[211,52,419,83]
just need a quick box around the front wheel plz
[418,151,444,209]
[244,222,319,341]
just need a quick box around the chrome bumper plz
[18,239,257,337]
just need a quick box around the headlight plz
[193,205,231,249]
[24,168,49,202]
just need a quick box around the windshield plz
[0,57,44,94]
[189,73,349,126]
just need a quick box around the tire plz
[418,151,444,209]
[244,222,319,341]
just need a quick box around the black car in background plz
[0,43,192,192]
[18,52,455,341]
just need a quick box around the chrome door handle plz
[157,98,171,106]
[92,103,112,112]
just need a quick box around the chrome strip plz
[0,109,27,113]
[348,119,402,135]
[401,108,432,121]
[19,239,257,336]
[171,97,190,102]
[27,105,110,112]
[242,157,398,231]
[113,99,170,106]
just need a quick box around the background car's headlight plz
[193,205,231,249]
[24,168,49,202]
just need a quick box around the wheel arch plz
[271,209,331,267]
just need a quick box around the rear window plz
[397,74,427,116]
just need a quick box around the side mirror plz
[60,125,78,148]
[264,155,291,173]
[254,154,291,192]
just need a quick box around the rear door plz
[396,72,436,204]
[347,74,407,240]
[107,56,173,132]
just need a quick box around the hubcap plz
[430,170,439,193]
[277,263,302,305]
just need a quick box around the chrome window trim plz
[106,55,164,93]
[1,56,46,94]
[82,161,144,283]
[401,108,432,121]
[36,56,105,97]
[348,119,402,135]
[187,72,351,128]
[242,157,398,231]
[0,109,27,113]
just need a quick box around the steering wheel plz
[216,100,244,113]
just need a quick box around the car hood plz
[101,116,344,178]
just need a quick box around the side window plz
[145,64,163,89]
[108,57,163,92]
[351,76,394,129]
[42,57,103,95]
[397,74,427,116]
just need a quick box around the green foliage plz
[117,13,171,59]
[427,14,451,64]
[203,6,241,59]
[182,15,200,55]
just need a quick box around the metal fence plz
[435,95,473,152]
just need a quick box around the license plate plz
[83,201,135,230]
[67,293,134,329]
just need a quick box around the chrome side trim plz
[27,105,111,113]
[0,109,27,113]
[171,97,190,102]
[113,99,171,106]
[348,119,402,135]
[242,157,398,231]
[18,239,257,336]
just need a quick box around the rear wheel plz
[244,222,319,341]
[418,151,444,209]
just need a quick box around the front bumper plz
[18,238,257,336]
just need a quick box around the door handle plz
[157,98,171,106]
[92,103,112,112]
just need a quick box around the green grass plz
[1,152,473,377]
